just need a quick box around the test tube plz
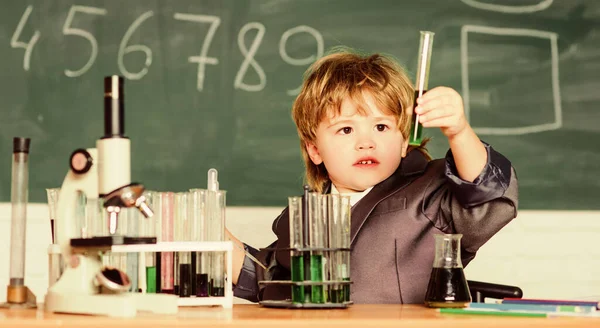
[46,188,63,287]
[308,192,326,303]
[6,138,31,305]
[160,192,175,294]
[111,208,129,278]
[85,197,102,238]
[208,189,226,296]
[339,195,351,302]
[175,192,192,297]
[140,190,157,293]
[190,189,209,297]
[126,208,139,292]
[288,196,305,303]
[76,192,88,238]
[409,31,435,146]
[152,191,164,292]
[328,194,349,303]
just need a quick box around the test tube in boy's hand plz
[409,31,435,146]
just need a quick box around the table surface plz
[1,303,600,327]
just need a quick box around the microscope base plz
[45,291,178,317]
[45,254,178,317]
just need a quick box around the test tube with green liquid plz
[144,191,160,293]
[288,196,305,303]
[409,31,435,146]
[308,192,326,303]
[328,194,351,303]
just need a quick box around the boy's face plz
[306,92,408,193]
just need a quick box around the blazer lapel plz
[350,150,429,245]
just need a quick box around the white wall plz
[0,203,598,303]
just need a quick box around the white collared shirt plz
[330,184,373,207]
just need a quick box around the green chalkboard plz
[0,0,598,209]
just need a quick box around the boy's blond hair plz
[292,49,429,192]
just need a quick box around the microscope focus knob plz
[69,149,93,174]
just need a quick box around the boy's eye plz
[375,124,389,132]
[338,127,353,135]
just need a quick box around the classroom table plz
[1,304,599,328]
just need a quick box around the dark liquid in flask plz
[424,267,471,308]
[409,90,427,146]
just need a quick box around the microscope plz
[44,76,177,317]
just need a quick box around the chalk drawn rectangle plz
[461,25,562,135]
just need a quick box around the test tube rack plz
[49,240,233,309]
[258,246,352,309]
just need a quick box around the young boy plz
[228,50,518,304]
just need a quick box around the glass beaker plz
[424,234,471,308]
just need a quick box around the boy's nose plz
[356,139,376,150]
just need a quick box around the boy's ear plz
[305,142,323,165]
[401,138,409,157]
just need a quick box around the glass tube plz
[409,31,435,146]
[288,196,305,303]
[152,191,164,292]
[76,192,88,238]
[208,190,226,297]
[175,192,192,297]
[308,192,326,303]
[160,192,175,294]
[140,190,157,293]
[46,188,59,244]
[9,137,30,289]
[126,208,139,292]
[110,208,128,286]
[328,194,345,303]
[339,195,351,302]
[319,194,330,303]
[190,189,209,297]
[46,188,62,287]
[85,197,101,238]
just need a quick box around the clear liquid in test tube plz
[409,31,435,146]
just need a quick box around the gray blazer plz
[252,143,518,304]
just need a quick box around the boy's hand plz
[414,86,469,139]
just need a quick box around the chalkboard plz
[0,0,598,209]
